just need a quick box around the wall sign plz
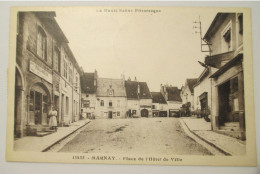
[29,60,52,84]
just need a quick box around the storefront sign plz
[140,105,151,108]
[29,60,52,84]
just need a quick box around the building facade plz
[180,78,198,111]
[125,80,153,117]
[81,70,98,118]
[95,78,127,119]
[160,85,182,117]
[193,67,218,118]
[151,92,168,117]
[15,12,81,138]
[203,13,245,139]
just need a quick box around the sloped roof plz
[166,87,182,102]
[80,73,96,94]
[151,92,167,104]
[186,78,198,94]
[125,81,152,99]
[97,78,126,97]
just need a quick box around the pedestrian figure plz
[48,106,58,131]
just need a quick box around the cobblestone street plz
[52,118,212,155]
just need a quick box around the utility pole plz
[193,16,211,55]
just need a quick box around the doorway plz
[108,111,113,119]
[29,83,49,125]
[218,80,232,126]
[141,109,148,117]
[54,95,59,124]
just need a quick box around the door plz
[108,111,113,119]
[54,95,59,123]
[61,94,64,125]
[218,81,231,125]
[141,109,148,117]
[34,91,42,125]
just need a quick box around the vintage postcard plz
[6,6,256,166]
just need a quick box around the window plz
[53,47,60,73]
[221,22,232,52]
[63,58,68,79]
[66,96,69,115]
[223,29,231,48]
[152,105,156,109]
[37,27,47,60]
[75,76,78,92]
[69,67,72,83]
[29,91,34,111]
[117,112,120,116]
[109,100,112,107]
[100,100,104,106]
[84,100,90,107]
[108,89,113,96]
[231,77,238,93]
[238,13,243,46]
[238,14,243,34]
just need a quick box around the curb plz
[42,120,91,152]
[180,118,231,156]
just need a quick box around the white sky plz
[55,7,217,92]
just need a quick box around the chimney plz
[135,76,137,81]
[137,83,140,95]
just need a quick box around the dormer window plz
[107,85,114,96]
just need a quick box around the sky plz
[55,7,217,92]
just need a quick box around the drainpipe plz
[210,77,213,130]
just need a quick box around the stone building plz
[180,78,198,111]
[193,67,217,117]
[160,85,182,117]
[125,80,153,117]
[95,78,127,119]
[14,12,82,138]
[80,70,98,118]
[151,92,168,117]
[202,13,245,139]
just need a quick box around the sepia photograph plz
[6,6,256,166]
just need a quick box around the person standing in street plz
[48,106,58,131]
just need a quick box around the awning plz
[210,53,243,78]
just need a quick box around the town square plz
[12,8,247,158]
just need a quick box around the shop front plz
[26,82,52,135]
[210,54,245,140]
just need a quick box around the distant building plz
[203,13,245,139]
[81,70,98,118]
[180,78,198,111]
[95,78,127,119]
[151,92,168,117]
[193,67,217,118]
[160,85,182,117]
[125,80,153,117]
[15,12,82,138]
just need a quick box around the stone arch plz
[15,64,24,89]
[141,109,149,117]
[28,82,52,125]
